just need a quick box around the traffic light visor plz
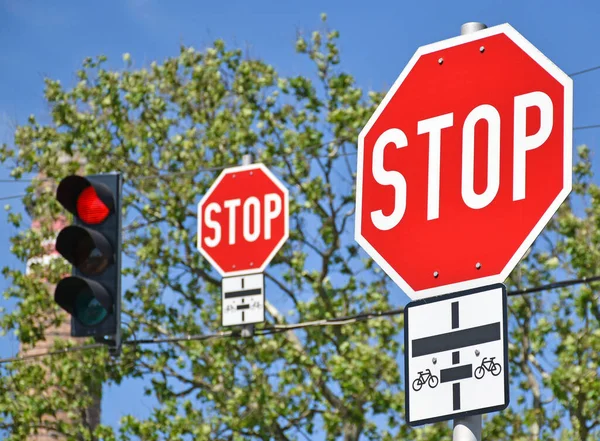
[55,277,113,327]
[57,175,114,225]
[56,226,113,275]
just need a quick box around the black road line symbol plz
[451,301,459,329]
[440,364,472,383]
[224,288,262,299]
[451,301,460,409]
[453,383,461,410]
[452,351,460,364]
[412,322,501,357]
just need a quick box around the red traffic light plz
[57,175,115,225]
[77,186,110,224]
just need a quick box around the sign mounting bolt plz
[480,46,485,53]
[433,271,439,278]
[475,349,480,357]
[438,57,444,65]
[432,357,437,365]
[476,262,482,270]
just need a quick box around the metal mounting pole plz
[460,22,487,35]
[240,153,255,338]
[452,22,486,441]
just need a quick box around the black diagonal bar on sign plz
[412,322,501,357]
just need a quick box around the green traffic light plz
[55,277,113,328]
[74,288,109,326]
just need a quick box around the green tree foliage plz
[0,16,597,441]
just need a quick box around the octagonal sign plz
[355,23,572,299]
[198,163,289,277]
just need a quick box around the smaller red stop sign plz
[355,24,572,299]
[197,164,289,276]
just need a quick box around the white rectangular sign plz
[404,284,509,426]
[222,274,265,327]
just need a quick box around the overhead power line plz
[573,124,600,131]
[569,65,600,77]
[123,330,234,345]
[0,194,25,201]
[1,274,599,366]
[0,343,105,364]
[508,274,600,295]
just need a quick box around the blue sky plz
[0,0,599,433]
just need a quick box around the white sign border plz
[197,163,290,277]
[355,23,573,300]
[221,273,265,328]
[404,283,510,426]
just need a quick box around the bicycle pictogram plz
[412,369,439,391]
[474,357,502,379]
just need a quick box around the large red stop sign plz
[198,164,289,276]
[355,24,572,299]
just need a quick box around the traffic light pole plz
[108,173,123,357]
[451,21,485,441]
[240,153,256,339]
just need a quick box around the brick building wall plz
[19,212,102,438]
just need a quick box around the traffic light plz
[54,173,122,354]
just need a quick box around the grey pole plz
[452,22,486,441]
[461,22,487,35]
[240,153,255,338]
[242,153,253,166]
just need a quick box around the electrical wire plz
[573,124,600,131]
[1,273,598,365]
[0,343,104,364]
[508,274,600,295]
[123,330,234,345]
[0,194,25,201]
[569,65,600,77]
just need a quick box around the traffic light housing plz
[54,173,122,354]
